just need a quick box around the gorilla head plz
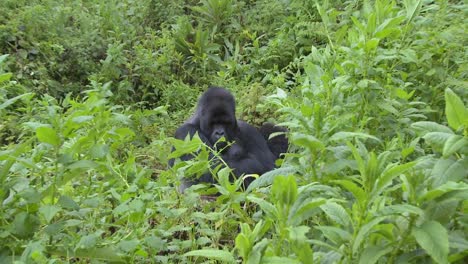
[196,87,239,148]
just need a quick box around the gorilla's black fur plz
[170,86,288,192]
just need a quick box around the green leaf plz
[292,133,324,152]
[76,234,99,249]
[329,132,380,142]
[184,249,235,263]
[247,166,297,192]
[72,115,94,123]
[411,121,453,135]
[36,126,60,147]
[58,195,80,210]
[359,245,392,264]
[50,247,124,262]
[0,72,12,83]
[423,132,453,150]
[10,212,40,239]
[320,202,351,227]
[443,135,467,157]
[445,88,467,130]
[411,221,449,264]
[289,198,326,226]
[352,216,387,254]
[0,93,34,110]
[333,179,366,206]
[315,226,352,245]
[67,160,99,170]
[247,196,277,219]
[272,175,297,206]
[374,161,416,196]
[39,205,61,224]
[430,158,468,188]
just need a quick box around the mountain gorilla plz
[169,86,287,192]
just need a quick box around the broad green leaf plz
[403,0,422,21]
[72,115,94,123]
[288,226,310,242]
[443,135,467,157]
[329,132,380,142]
[51,247,124,262]
[0,72,12,83]
[315,226,352,245]
[289,198,326,226]
[247,166,297,192]
[10,212,40,239]
[411,121,453,135]
[272,175,297,206]
[292,133,324,151]
[58,195,80,210]
[376,204,424,217]
[430,158,468,187]
[320,202,351,227]
[445,88,467,130]
[76,234,99,249]
[39,205,61,224]
[352,216,387,254]
[374,161,416,196]
[262,257,301,264]
[36,126,60,147]
[333,179,366,205]
[0,93,34,110]
[67,160,99,170]
[184,249,235,263]
[235,234,250,259]
[423,132,453,150]
[411,220,449,264]
[247,196,277,219]
[421,181,468,202]
[359,245,392,264]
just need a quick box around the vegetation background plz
[0,0,466,263]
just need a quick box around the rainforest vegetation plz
[0,0,467,263]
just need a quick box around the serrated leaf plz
[423,132,453,150]
[374,161,416,196]
[315,226,352,245]
[289,198,326,226]
[352,216,387,254]
[411,121,453,135]
[430,158,468,187]
[411,220,449,264]
[36,126,60,147]
[333,179,366,205]
[445,88,467,130]
[320,202,351,227]
[442,135,467,157]
[184,249,235,263]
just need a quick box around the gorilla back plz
[169,86,285,192]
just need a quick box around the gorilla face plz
[198,88,238,149]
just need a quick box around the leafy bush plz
[1,0,467,263]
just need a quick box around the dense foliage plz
[0,0,467,263]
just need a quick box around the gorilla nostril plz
[215,131,224,136]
